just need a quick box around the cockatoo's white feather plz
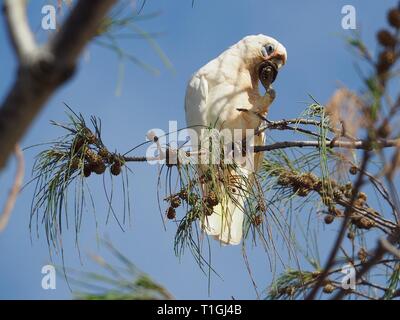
[185,34,287,245]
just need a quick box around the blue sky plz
[0,0,397,299]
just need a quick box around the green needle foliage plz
[67,240,173,300]
[30,107,131,253]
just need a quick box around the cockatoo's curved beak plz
[267,52,286,69]
[258,50,286,90]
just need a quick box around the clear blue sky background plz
[0,0,397,299]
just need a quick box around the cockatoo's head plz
[234,34,287,89]
[236,34,287,69]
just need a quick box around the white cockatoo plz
[184,34,287,245]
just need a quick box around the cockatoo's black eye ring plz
[262,44,275,57]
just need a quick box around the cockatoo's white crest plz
[231,34,287,68]
[184,34,287,245]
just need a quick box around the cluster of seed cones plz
[70,128,124,178]
[164,173,221,221]
[165,189,220,220]
[275,167,378,231]
[376,6,400,79]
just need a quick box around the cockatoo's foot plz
[265,87,276,103]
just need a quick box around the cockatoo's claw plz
[258,60,278,90]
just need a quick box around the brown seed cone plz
[324,214,335,224]
[358,192,367,203]
[254,215,263,226]
[347,231,355,240]
[303,173,318,185]
[377,62,390,76]
[295,187,310,197]
[352,216,375,229]
[170,196,182,208]
[388,8,400,28]
[349,165,358,175]
[98,148,110,158]
[377,29,397,47]
[345,182,353,191]
[277,175,291,186]
[323,283,335,294]
[358,248,368,263]
[285,286,296,296]
[179,189,188,201]
[92,162,106,175]
[204,207,213,216]
[83,164,92,177]
[82,128,97,144]
[256,201,266,213]
[378,50,396,72]
[85,149,99,163]
[206,191,219,207]
[70,158,81,170]
[359,217,375,229]
[166,207,176,220]
[110,163,121,176]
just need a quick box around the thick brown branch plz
[0,0,117,171]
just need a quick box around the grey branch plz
[379,238,400,259]
[0,0,117,170]
[3,0,37,63]
[254,139,399,152]
[121,138,399,163]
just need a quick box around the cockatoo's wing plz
[184,73,246,245]
[185,74,209,134]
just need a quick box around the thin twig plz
[121,138,399,163]
[0,145,24,232]
[332,231,400,300]
[306,150,371,299]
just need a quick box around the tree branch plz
[331,231,400,300]
[306,150,371,300]
[0,145,24,232]
[3,0,37,63]
[254,138,399,152]
[0,0,117,171]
